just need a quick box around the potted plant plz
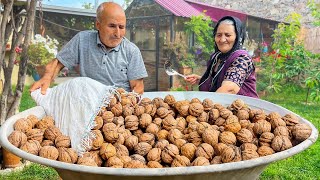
[27,34,59,80]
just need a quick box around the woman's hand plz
[185,74,201,85]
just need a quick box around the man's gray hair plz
[96,3,105,22]
[219,19,234,25]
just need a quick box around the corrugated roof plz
[155,0,201,18]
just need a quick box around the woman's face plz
[215,23,236,53]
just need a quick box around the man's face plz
[96,12,126,49]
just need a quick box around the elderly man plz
[30,2,148,94]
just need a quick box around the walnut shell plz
[211,156,222,164]
[197,122,212,135]
[271,135,292,152]
[44,126,62,141]
[292,123,312,142]
[20,140,41,155]
[154,139,170,150]
[152,97,164,108]
[257,146,275,156]
[172,155,191,167]
[55,135,71,148]
[147,161,163,168]
[57,147,78,163]
[198,112,209,123]
[134,142,152,156]
[147,148,162,162]
[8,130,27,148]
[161,144,179,164]
[269,118,286,130]
[189,103,204,117]
[140,97,152,106]
[282,114,300,126]
[230,99,246,110]
[191,157,210,166]
[273,126,290,137]
[36,116,55,130]
[125,135,139,150]
[99,143,116,160]
[240,143,258,152]
[164,94,176,106]
[202,98,214,111]
[162,114,177,131]
[134,105,145,116]
[139,113,152,128]
[221,145,242,163]
[119,155,132,165]
[82,151,103,166]
[168,129,184,144]
[146,123,160,135]
[236,128,253,143]
[77,157,98,167]
[125,115,139,130]
[93,116,103,130]
[219,108,233,119]
[106,156,123,168]
[202,128,219,147]
[253,120,271,135]
[208,109,220,123]
[190,98,202,104]
[187,131,202,146]
[144,104,157,117]
[181,143,197,160]
[139,133,155,146]
[219,131,237,145]
[242,149,259,160]
[153,117,162,127]
[26,128,44,143]
[102,122,117,132]
[174,139,187,150]
[124,160,145,168]
[41,140,54,147]
[130,154,146,164]
[249,109,266,122]
[122,105,133,117]
[237,110,250,120]
[26,115,39,128]
[111,103,123,117]
[195,143,214,160]
[224,115,241,133]
[267,112,282,121]
[39,146,59,160]
[13,118,32,133]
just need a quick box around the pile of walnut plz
[8,90,312,168]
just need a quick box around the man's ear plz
[95,20,100,30]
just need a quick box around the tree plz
[0,0,38,124]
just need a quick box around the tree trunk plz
[0,0,38,124]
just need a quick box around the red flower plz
[15,46,22,54]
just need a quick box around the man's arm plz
[30,58,65,94]
[129,78,144,94]
[216,80,240,94]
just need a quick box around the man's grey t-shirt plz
[56,30,148,91]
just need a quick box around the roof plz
[155,0,201,18]
[155,0,247,22]
[39,4,96,17]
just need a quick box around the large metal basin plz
[0,92,318,180]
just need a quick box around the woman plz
[185,16,258,98]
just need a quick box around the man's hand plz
[129,78,144,94]
[30,76,53,95]
[185,74,201,85]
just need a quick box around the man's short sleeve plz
[56,33,81,69]
[127,45,148,80]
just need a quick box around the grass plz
[1,85,319,179]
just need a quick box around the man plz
[30,2,148,94]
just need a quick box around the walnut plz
[259,132,274,143]
[147,148,162,162]
[83,151,103,166]
[168,129,184,144]
[99,143,116,160]
[41,140,54,147]
[101,111,115,124]
[253,120,271,135]
[190,98,201,104]
[237,110,250,120]
[8,130,27,148]
[197,122,212,135]
[219,108,233,119]
[139,113,152,128]
[106,156,123,168]
[139,133,155,146]
[202,128,219,147]
[214,117,226,127]
[154,139,170,150]
[134,105,145,116]
[174,139,187,150]
[111,103,123,117]
[77,157,98,167]
[198,112,209,123]
[120,97,132,107]
[224,115,241,133]
[130,154,146,164]
[152,97,164,108]
[93,116,103,130]
[20,140,41,155]
[271,135,292,152]
[107,95,118,109]
[230,99,246,110]
[133,129,144,138]
[124,160,145,168]
[147,161,163,168]
[282,114,300,126]
[102,122,117,132]
[140,97,152,106]
[172,155,191,167]
[122,105,133,117]
[36,116,55,130]
[116,87,127,94]
[270,118,286,130]
[125,115,139,130]
[162,115,177,131]
[153,117,162,126]
[221,145,242,163]
[239,120,251,129]
[202,98,214,111]
[174,100,190,117]
[119,128,132,140]
[191,157,210,166]
[134,142,152,156]
[189,103,204,117]
[164,94,176,106]
[26,128,44,143]
[208,109,220,123]
[144,104,157,117]
[213,143,228,156]
[273,126,290,137]
[14,118,32,133]
[146,123,160,135]
[125,135,139,150]
[88,130,104,150]
[184,121,199,134]
[249,109,266,122]
[161,144,179,164]
[186,115,197,123]
[242,149,259,160]
[26,115,39,128]
[181,143,197,160]
[57,147,78,164]
[257,146,275,156]
[55,135,71,148]
[236,128,253,143]
[44,126,62,141]
[119,155,132,165]
[219,131,237,145]
[39,146,59,160]
[195,143,214,160]
[187,131,202,146]
[211,156,222,164]
[240,143,258,152]
[292,123,312,142]
[104,130,121,144]
[267,112,282,121]
[128,95,138,106]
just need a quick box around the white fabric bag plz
[31,77,117,155]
